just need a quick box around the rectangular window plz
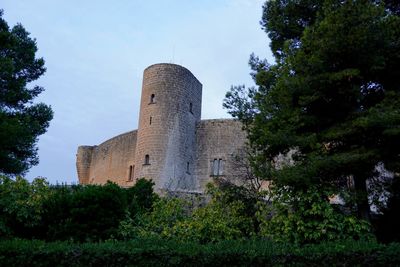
[144,155,150,165]
[212,158,224,176]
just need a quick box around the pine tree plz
[0,10,53,175]
[224,0,400,220]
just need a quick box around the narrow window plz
[150,94,155,103]
[128,165,134,181]
[189,102,193,113]
[186,162,190,174]
[150,116,152,125]
[144,154,150,165]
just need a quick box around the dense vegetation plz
[0,176,399,265]
[0,176,157,242]
[0,175,376,244]
[1,239,400,266]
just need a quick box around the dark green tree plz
[0,10,53,175]
[261,0,322,59]
[125,178,159,216]
[43,182,127,242]
[224,0,400,221]
[41,179,158,242]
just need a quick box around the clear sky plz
[2,0,273,184]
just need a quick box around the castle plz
[76,63,247,193]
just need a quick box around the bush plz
[0,176,158,242]
[0,239,399,266]
[171,198,254,243]
[0,175,51,239]
[42,179,158,242]
[121,184,255,243]
[42,182,127,242]
[257,185,372,244]
[120,197,190,240]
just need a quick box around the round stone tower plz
[134,63,202,192]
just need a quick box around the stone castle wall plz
[76,119,247,191]
[195,119,247,190]
[76,146,95,185]
[76,130,137,186]
[76,63,248,192]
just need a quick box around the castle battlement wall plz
[76,64,247,192]
[77,130,137,186]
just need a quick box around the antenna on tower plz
[171,45,175,63]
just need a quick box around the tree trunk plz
[353,175,371,221]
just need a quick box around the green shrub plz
[121,197,190,239]
[0,175,51,239]
[0,239,399,266]
[42,181,127,242]
[42,179,158,242]
[0,176,158,242]
[122,184,255,243]
[257,185,372,244]
[171,198,254,243]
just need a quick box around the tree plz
[125,178,159,216]
[0,10,53,175]
[224,0,400,221]
[260,0,322,60]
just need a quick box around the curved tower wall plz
[134,63,202,191]
[76,146,94,184]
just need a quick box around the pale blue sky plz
[2,0,273,183]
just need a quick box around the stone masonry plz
[76,63,247,193]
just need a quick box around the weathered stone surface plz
[77,130,137,186]
[76,63,247,192]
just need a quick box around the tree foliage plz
[0,10,53,175]
[121,184,255,243]
[170,184,254,243]
[224,0,400,220]
[42,182,128,242]
[0,175,50,238]
[257,185,372,244]
[0,176,158,242]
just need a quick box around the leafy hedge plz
[0,176,158,242]
[0,239,399,266]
